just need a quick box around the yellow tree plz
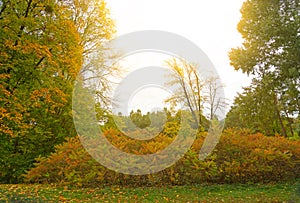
[64,0,117,105]
[0,0,114,183]
[165,58,206,130]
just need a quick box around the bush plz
[216,129,300,183]
[24,137,107,186]
[24,128,300,186]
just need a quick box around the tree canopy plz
[227,0,300,137]
[0,0,114,183]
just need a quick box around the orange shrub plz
[24,137,108,186]
[24,128,300,186]
[216,129,300,183]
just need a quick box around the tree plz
[203,76,227,121]
[228,0,300,137]
[165,58,225,131]
[0,0,114,183]
[0,0,82,182]
[61,0,117,107]
[148,109,167,131]
[130,109,151,129]
[225,79,282,135]
[165,58,205,130]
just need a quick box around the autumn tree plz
[165,58,224,131]
[228,0,300,137]
[0,0,114,183]
[61,0,116,106]
[165,58,205,130]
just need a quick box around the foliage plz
[225,80,282,135]
[165,58,204,128]
[0,0,114,183]
[0,0,81,183]
[228,0,300,137]
[99,108,200,136]
[129,109,151,129]
[24,137,106,186]
[68,0,117,107]
[165,58,226,131]
[217,128,300,183]
[25,129,300,186]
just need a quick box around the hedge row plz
[24,128,300,186]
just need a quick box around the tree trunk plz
[273,94,287,137]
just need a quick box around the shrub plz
[24,128,300,186]
[24,137,107,186]
[216,129,300,183]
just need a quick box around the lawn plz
[0,182,299,202]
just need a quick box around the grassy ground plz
[0,182,299,203]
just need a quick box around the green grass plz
[0,182,299,202]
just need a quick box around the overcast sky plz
[106,0,251,114]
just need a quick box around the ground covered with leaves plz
[0,182,299,203]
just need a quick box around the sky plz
[106,0,251,115]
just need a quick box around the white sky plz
[106,0,251,114]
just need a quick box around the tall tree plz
[203,76,227,121]
[0,0,114,182]
[165,58,221,131]
[60,0,116,106]
[0,0,83,183]
[225,79,281,135]
[165,58,205,130]
[228,0,300,137]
